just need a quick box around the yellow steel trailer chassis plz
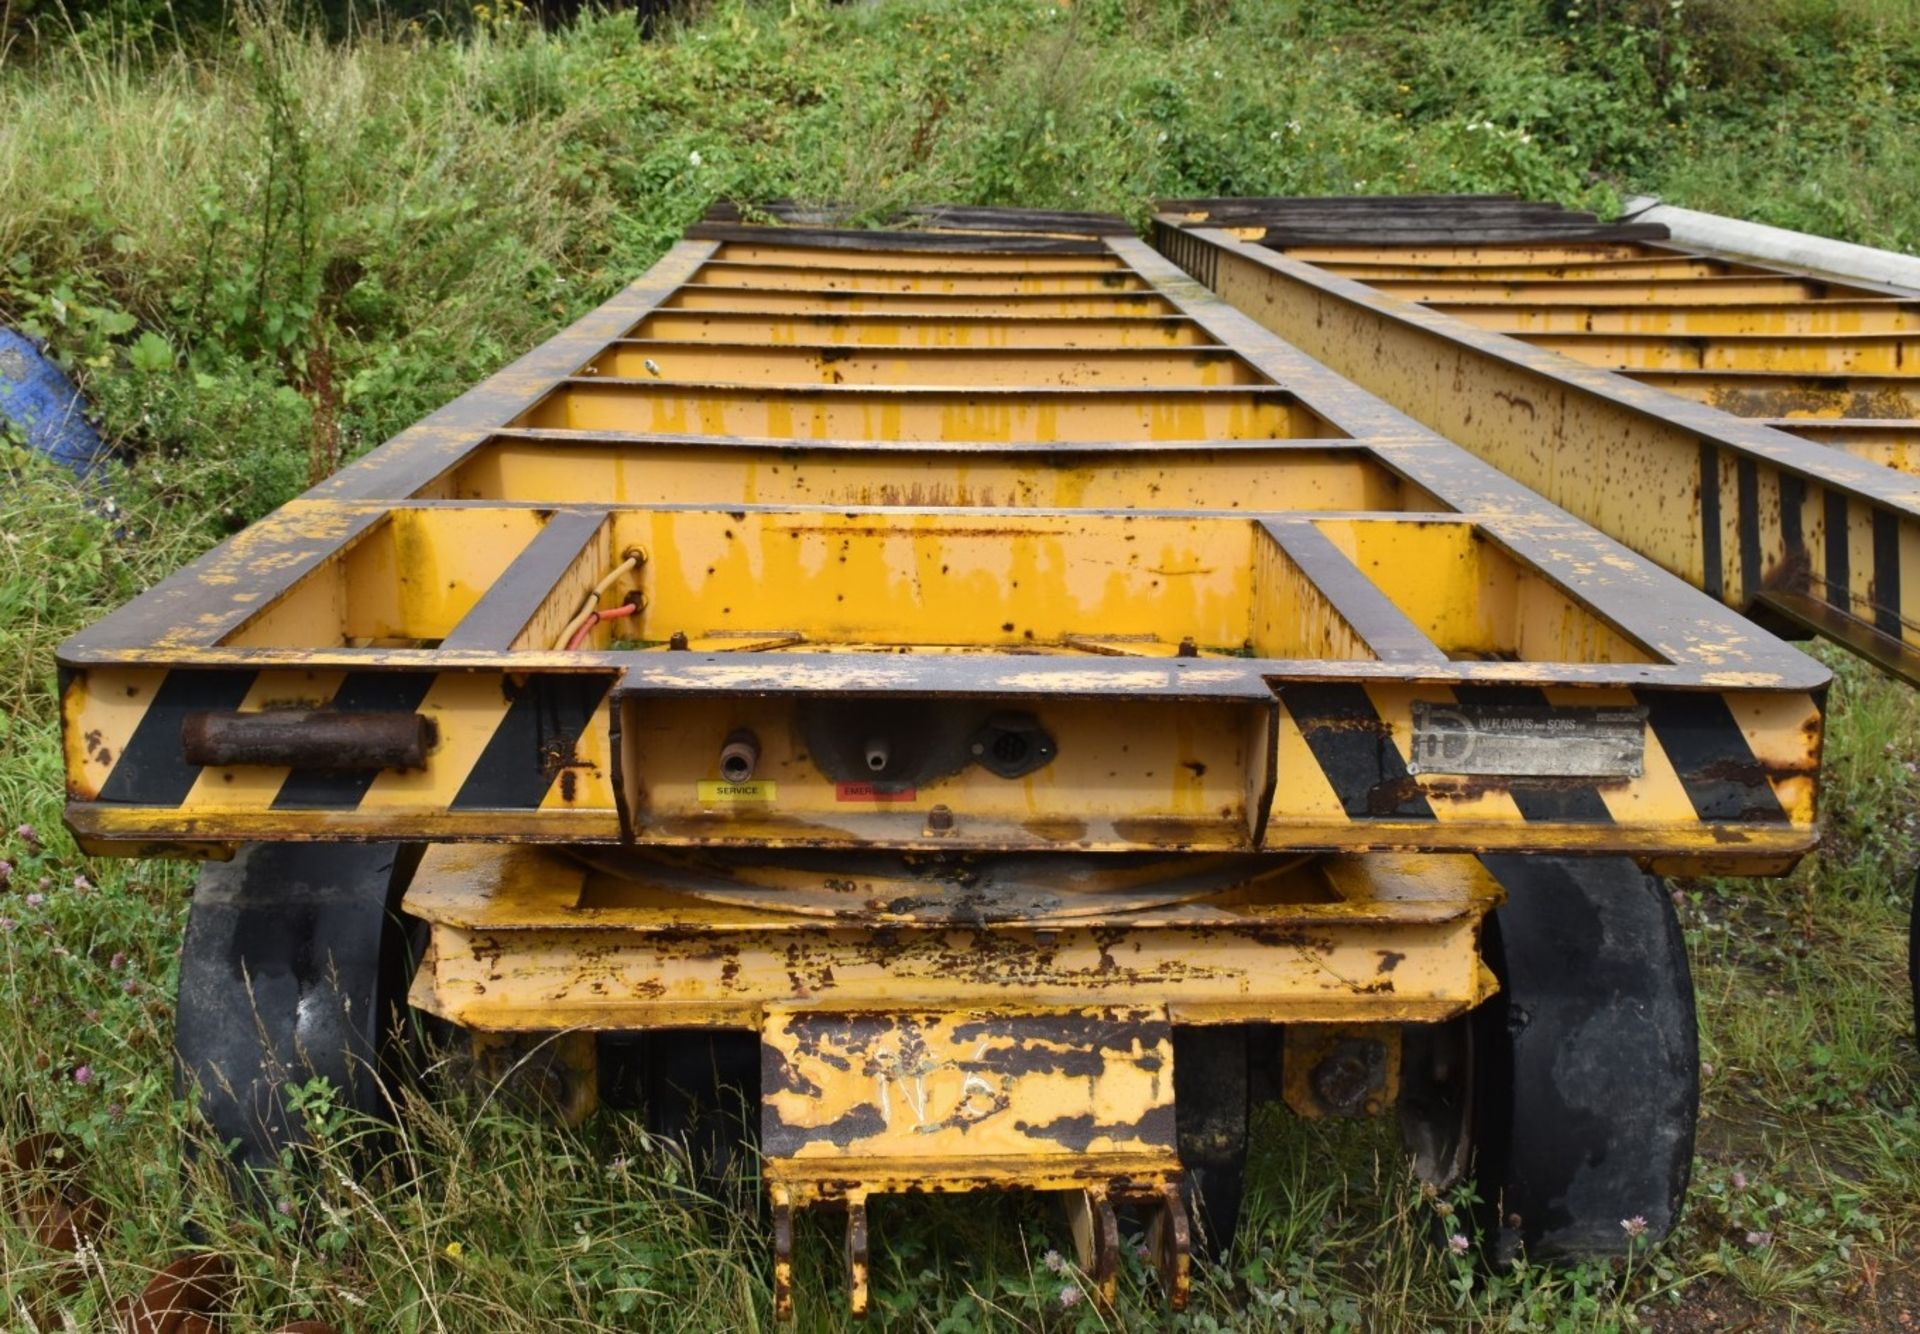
[62,204,1827,1317]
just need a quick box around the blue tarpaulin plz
[0,328,109,477]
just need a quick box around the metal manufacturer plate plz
[1408,701,1646,779]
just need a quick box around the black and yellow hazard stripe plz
[1271,681,1816,832]
[65,661,1817,853]
[66,667,621,838]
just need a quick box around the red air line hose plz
[566,600,638,650]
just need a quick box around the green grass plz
[1,0,1918,1328]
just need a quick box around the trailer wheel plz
[635,1031,761,1197]
[1909,870,1919,1049]
[1400,856,1698,1263]
[175,843,424,1185]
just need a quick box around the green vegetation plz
[2,0,1918,1327]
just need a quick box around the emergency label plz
[834,782,918,802]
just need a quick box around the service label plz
[697,780,777,803]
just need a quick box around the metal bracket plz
[771,1186,795,1324]
[1066,1186,1121,1302]
[1148,1181,1193,1311]
[846,1194,871,1317]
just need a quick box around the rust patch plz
[1365,777,1426,815]
[763,1041,825,1100]
[1013,1105,1178,1152]
[1021,816,1089,842]
[1707,382,1917,421]
[1294,715,1392,736]
[763,1100,889,1155]
[1493,389,1537,418]
[539,736,578,778]
[1109,816,1227,846]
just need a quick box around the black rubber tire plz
[1403,855,1699,1264]
[1909,869,1919,1052]
[174,842,424,1183]
[1173,1024,1254,1260]
[636,1030,761,1196]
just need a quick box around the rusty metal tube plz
[718,729,760,784]
[181,711,432,771]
